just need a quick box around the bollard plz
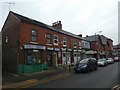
[68,64,71,72]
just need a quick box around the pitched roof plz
[84,35,99,42]
[84,35,112,45]
[10,11,82,39]
[113,44,120,49]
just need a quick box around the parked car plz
[106,58,114,64]
[114,57,119,62]
[97,58,108,66]
[74,58,98,73]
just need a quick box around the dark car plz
[97,58,108,66]
[74,58,98,73]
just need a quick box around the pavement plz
[2,66,74,89]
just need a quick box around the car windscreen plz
[98,59,106,62]
[79,58,89,64]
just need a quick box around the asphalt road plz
[29,62,119,88]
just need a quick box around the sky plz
[0,0,119,45]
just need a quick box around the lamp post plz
[95,31,102,60]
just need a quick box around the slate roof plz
[113,44,120,49]
[10,11,82,39]
[84,35,99,42]
[84,35,113,45]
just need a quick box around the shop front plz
[19,44,47,73]
[78,50,82,61]
[46,47,59,67]
[67,49,72,65]
[73,49,78,64]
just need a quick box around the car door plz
[89,59,94,70]
[87,59,92,70]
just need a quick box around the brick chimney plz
[78,34,82,37]
[52,21,62,30]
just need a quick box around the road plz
[29,62,119,88]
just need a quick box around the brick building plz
[2,11,83,73]
[113,44,120,57]
[84,35,113,59]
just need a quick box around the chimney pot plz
[52,21,62,30]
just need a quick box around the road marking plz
[3,79,39,88]
[19,73,70,88]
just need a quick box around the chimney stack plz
[78,34,82,37]
[52,21,62,30]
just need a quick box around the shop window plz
[63,37,66,47]
[33,50,41,64]
[46,33,52,44]
[26,50,41,64]
[31,30,37,42]
[54,35,58,45]
[26,50,33,64]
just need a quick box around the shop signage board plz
[55,48,60,51]
[67,49,72,51]
[47,47,54,50]
[73,50,77,52]
[24,44,46,50]
[62,48,66,51]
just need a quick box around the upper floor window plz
[63,37,66,47]
[46,33,52,44]
[79,42,82,49]
[31,30,37,42]
[74,41,77,48]
[5,36,8,43]
[79,42,81,46]
[54,35,58,45]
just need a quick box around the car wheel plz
[104,64,106,67]
[86,68,90,73]
[95,67,98,70]
[75,70,79,73]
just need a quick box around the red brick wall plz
[19,22,81,48]
[19,22,82,64]
[2,13,21,73]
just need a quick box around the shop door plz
[47,53,52,67]
[53,52,58,67]
[67,52,71,65]
[78,52,81,61]
[62,52,66,65]
[74,52,77,63]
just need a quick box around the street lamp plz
[95,31,102,59]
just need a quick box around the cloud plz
[0,0,119,44]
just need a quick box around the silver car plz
[106,58,114,64]
[98,58,108,66]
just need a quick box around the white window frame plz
[54,35,58,45]
[79,41,82,49]
[63,37,67,47]
[74,41,77,48]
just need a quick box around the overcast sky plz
[0,0,119,45]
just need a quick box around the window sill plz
[74,47,77,48]
[30,41,38,44]
[63,45,67,47]
[46,44,52,46]
[54,44,58,46]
